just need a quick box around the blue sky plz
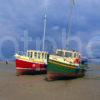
[0,0,100,60]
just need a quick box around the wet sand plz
[0,62,100,100]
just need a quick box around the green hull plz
[47,60,80,75]
[46,60,87,81]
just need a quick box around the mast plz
[67,0,75,49]
[42,2,47,51]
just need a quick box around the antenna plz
[42,1,47,51]
[67,0,75,49]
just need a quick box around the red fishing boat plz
[15,50,48,75]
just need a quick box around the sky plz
[0,0,100,60]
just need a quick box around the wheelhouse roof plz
[27,50,48,54]
[56,49,80,54]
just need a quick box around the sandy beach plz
[0,62,100,100]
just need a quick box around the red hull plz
[16,59,46,75]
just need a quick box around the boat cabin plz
[56,49,80,58]
[27,50,48,60]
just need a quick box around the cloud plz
[0,0,100,60]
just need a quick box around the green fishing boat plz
[46,49,88,81]
[46,0,88,81]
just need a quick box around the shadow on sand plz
[16,71,47,76]
[44,76,84,82]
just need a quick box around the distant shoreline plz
[0,61,15,63]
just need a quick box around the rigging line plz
[67,0,75,49]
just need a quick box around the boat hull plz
[47,60,85,81]
[16,59,46,75]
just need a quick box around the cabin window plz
[27,52,30,57]
[76,53,78,58]
[77,53,80,58]
[74,53,77,58]
[65,52,72,57]
[38,52,41,59]
[45,54,47,59]
[27,52,32,58]
[42,53,44,59]
[28,52,30,57]
[34,52,37,58]
[30,52,33,58]
[56,51,64,56]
